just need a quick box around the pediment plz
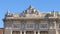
[23,5,40,15]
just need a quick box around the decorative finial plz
[28,5,34,9]
[5,9,11,17]
[51,10,55,14]
[6,9,10,14]
[52,10,55,12]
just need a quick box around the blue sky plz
[0,0,60,28]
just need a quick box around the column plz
[34,31,36,34]
[11,30,12,34]
[20,31,22,34]
[24,31,26,34]
[38,31,40,34]
[54,21,56,29]
[54,12,55,17]
[54,21,58,34]
[56,30,58,34]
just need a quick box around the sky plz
[0,0,60,28]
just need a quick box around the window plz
[27,24,34,28]
[40,31,48,34]
[12,23,21,29]
[59,24,60,28]
[57,21,60,28]
[26,23,35,29]
[12,31,20,34]
[26,31,34,34]
[13,24,20,28]
[39,23,48,29]
[58,30,60,34]
[40,24,47,28]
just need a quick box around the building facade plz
[0,28,3,34]
[3,5,60,34]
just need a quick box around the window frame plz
[39,22,48,29]
[58,23,60,28]
[12,22,21,29]
[25,22,35,29]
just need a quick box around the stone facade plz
[3,5,60,34]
